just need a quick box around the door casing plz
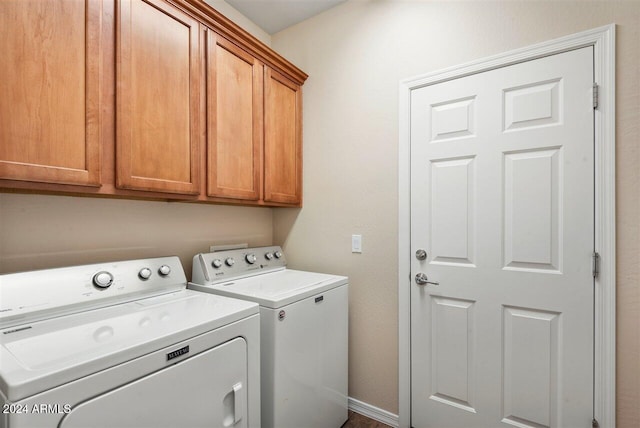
[398,24,616,428]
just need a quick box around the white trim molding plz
[398,25,616,428]
[349,397,400,428]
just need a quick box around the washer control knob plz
[274,251,283,259]
[158,265,171,276]
[264,252,274,260]
[138,268,152,280]
[212,259,223,269]
[93,271,114,288]
[225,257,235,267]
[245,254,257,264]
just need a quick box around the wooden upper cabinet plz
[0,0,308,204]
[207,32,263,200]
[264,68,302,205]
[116,0,201,194]
[0,0,103,186]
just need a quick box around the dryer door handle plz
[233,382,244,424]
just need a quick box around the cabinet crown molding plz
[170,0,309,85]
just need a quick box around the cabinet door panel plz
[117,0,200,194]
[264,68,302,205]
[207,33,262,200]
[0,0,102,186]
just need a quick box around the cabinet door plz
[264,68,302,205]
[0,0,102,186]
[117,0,201,194]
[207,32,262,200]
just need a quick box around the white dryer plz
[190,246,348,428]
[0,256,260,428]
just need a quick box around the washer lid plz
[0,289,258,402]
[189,269,348,309]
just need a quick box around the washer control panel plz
[193,246,287,284]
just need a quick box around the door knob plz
[415,273,439,286]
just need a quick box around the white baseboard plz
[348,397,399,427]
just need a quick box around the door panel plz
[430,296,476,412]
[430,157,476,266]
[504,149,561,271]
[411,47,594,427]
[430,96,476,142]
[117,0,201,194]
[503,79,561,131]
[502,307,560,427]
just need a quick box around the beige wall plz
[0,194,273,278]
[272,0,640,425]
[204,0,272,45]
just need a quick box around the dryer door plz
[59,337,248,428]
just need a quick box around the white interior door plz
[410,47,594,428]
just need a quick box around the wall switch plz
[352,235,362,253]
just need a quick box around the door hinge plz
[592,252,600,278]
[592,418,600,428]
[593,83,599,109]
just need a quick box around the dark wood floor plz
[342,411,392,428]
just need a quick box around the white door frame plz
[398,25,616,428]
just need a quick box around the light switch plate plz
[352,235,362,253]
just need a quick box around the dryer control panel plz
[192,246,287,284]
[0,256,186,330]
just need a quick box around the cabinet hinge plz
[593,83,599,109]
[592,252,600,278]
[592,418,600,428]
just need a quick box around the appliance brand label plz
[167,345,189,361]
[3,326,32,335]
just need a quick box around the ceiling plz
[225,0,347,34]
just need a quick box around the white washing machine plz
[189,246,348,428]
[0,256,260,428]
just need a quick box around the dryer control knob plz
[138,268,152,280]
[212,259,223,269]
[245,254,257,264]
[93,271,114,289]
[158,265,171,276]
[274,251,283,259]
[225,258,235,267]
[264,252,274,260]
